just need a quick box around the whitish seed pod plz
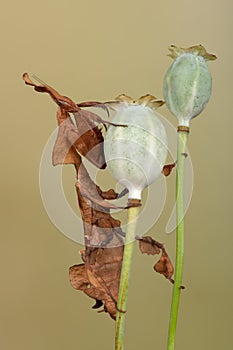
[104,95,168,200]
[163,45,217,126]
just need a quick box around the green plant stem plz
[115,200,141,350]
[167,128,189,350]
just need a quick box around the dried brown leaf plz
[52,109,81,166]
[72,110,106,169]
[137,236,174,283]
[23,73,79,112]
[100,188,128,200]
[68,162,125,319]
[137,236,161,255]
[76,181,125,211]
[51,108,106,168]
[23,75,127,319]
[23,74,108,169]
[162,162,176,176]
[51,106,125,319]
[154,250,174,280]
[75,165,125,246]
[70,245,123,319]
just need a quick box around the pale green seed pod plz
[163,45,217,126]
[104,95,167,200]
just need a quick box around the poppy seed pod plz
[163,45,217,126]
[104,95,168,200]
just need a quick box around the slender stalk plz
[167,128,189,350]
[115,199,141,350]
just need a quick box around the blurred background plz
[1,0,233,349]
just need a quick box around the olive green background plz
[1,1,233,349]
